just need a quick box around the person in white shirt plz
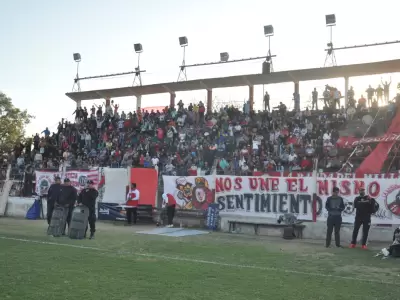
[118,120,124,130]
[151,157,159,167]
[288,152,297,163]
[85,132,91,148]
[17,156,24,167]
[161,193,177,227]
[300,128,307,137]
[323,131,331,142]
[96,118,104,130]
[125,183,140,225]
[241,162,249,173]
[333,89,341,108]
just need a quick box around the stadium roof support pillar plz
[249,85,254,112]
[207,89,212,113]
[294,82,300,111]
[76,100,81,108]
[344,76,349,109]
[136,96,142,110]
[170,93,176,109]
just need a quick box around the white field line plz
[0,236,397,286]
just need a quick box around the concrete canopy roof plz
[65,59,400,102]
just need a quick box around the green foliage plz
[0,92,34,154]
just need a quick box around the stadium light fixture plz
[179,36,188,47]
[134,43,143,53]
[263,25,275,72]
[72,53,81,92]
[220,52,229,62]
[264,25,274,37]
[325,14,336,26]
[324,14,337,66]
[178,37,188,81]
[73,53,81,62]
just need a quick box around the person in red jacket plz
[162,193,176,228]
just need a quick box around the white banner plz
[35,170,99,195]
[317,175,400,224]
[163,174,400,224]
[162,175,215,210]
[102,168,128,203]
[216,176,316,220]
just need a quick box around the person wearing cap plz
[57,178,78,234]
[162,193,177,228]
[46,176,62,225]
[350,187,379,249]
[77,180,98,239]
[325,187,345,248]
[125,183,140,225]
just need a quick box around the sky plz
[1,0,400,136]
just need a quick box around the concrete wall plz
[4,197,47,218]
[3,196,396,243]
[220,213,395,243]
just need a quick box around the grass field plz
[0,218,399,300]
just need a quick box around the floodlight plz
[179,36,188,47]
[220,52,229,62]
[264,25,274,37]
[73,53,81,62]
[325,14,336,26]
[134,43,143,53]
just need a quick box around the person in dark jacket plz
[325,187,345,248]
[57,178,78,235]
[46,176,61,225]
[77,180,98,239]
[350,187,379,249]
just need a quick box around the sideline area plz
[0,218,399,300]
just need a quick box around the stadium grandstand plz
[3,75,400,197]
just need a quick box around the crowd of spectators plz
[5,82,400,183]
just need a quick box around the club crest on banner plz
[38,177,50,195]
[343,199,355,215]
[383,184,400,217]
[36,173,59,195]
[78,175,87,186]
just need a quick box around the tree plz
[0,92,34,155]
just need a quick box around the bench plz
[153,208,205,227]
[228,221,306,239]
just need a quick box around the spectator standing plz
[162,193,177,228]
[125,183,139,225]
[325,187,345,248]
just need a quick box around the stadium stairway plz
[356,107,400,174]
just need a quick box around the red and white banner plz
[316,174,400,224]
[163,174,400,224]
[162,176,215,210]
[336,134,400,148]
[35,170,99,196]
[215,176,315,220]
